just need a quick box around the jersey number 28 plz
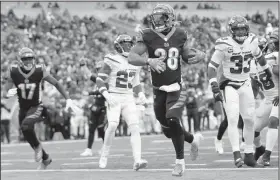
[155,47,179,70]
[18,83,36,99]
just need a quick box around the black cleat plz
[233,151,244,168]
[254,145,265,161]
[244,153,264,167]
[259,150,271,166]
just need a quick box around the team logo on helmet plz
[114,34,134,57]
[228,15,249,43]
[150,4,176,33]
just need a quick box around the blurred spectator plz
[185,89,200,132]
[1,99,11,144]
[265,23,274,35]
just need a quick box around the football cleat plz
[99,156,108,168]
[190,133,203,161]
[244,153,264,167]
[80,148,93,157]
[172,163,185,177]
[259,150,271,166]
[133,159,148,171]
[34,144,43,162]
[254,145,265,161]
[233,151,244,168]
[214,138,224,155]
[37,157,52,170]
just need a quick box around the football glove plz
[65,99,83,115]
[210,81,223,102]
[159,82,180,92]
[7,88,17,97]
[273,96,279,106]
[102,91,118,107]
[147,58,166,74]
[188,49,206,64]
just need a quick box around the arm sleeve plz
[209,49,224,68]
[132,68,141,87]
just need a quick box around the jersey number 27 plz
[116,71,136,89]
[155,47,179,70]
[18,83,36,99]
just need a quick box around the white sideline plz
[1,168,278,173]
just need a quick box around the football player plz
[82,35,148,170]
[80,61,106,156]
[4,47,80,169]
[208,15,272,167]
[128,4,205,176]
[253,30,279,165]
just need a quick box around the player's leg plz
[123,100,147,171]
[99,102,121,168]
[223,86,243,167]
[260,104,279,166]
[20,104,52,169]
[96,109,106,142]
[253,100,271,160]
[215,106,227,154]
[81,111,97,156]
[237,115,246,151]
[239,81,260,167]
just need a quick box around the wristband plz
[209,78,218,85]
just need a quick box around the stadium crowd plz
[1,4,278,143]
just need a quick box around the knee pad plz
[162,126,171,139]
[128,124,140,135]
[167,118,183,135]
[106,122,118,133]
[268,116,279,129]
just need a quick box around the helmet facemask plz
[230,26,249,43]
[20,57,35,71]
[228,16,249,43]
[114,35,134,57]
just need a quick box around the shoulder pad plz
[248,33,258,44]
[214,36,232,51]
[104,53,121,66]
[9,64,18,71]
[136,28,153,42]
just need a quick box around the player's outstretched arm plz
[79,58,97,83]
[132,69,146,105]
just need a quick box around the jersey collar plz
[18,66,36,80]
[152,26,176,42]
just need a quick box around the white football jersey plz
[257,52,278,101]
[211,34,262,84]
[104,53,141,94]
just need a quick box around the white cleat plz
[80,148,93,157]
[99,156,108,168]
[133,159,148,171]
[34,144,43,162]
[240,142,245,152]
[172,163,185,177]
[37,157,52,170]
[190,133,203,161]
[215,138,224,155]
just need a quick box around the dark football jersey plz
[10,65,46,109]
[89,90,106,107]
[138,27,187,87]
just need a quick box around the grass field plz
[1,130,278,180]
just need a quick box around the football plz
[181,46,197,63]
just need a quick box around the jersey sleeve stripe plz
[98,73,109,77]
[104,57,120,64]
[255,50,262,58]
[250,35,257,44]
[215,41,232,47]
[210,61,220,68]
[265,56,277,61]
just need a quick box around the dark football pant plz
[87,108,106,149]
[153,86,194,159]
[19,103,49,160]
[1,120,10,143]
[217,107,244,142]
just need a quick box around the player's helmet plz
[18,47,35,70]
[268,29,279,52]
[114,34,134,57]
[150,4,175,33]
[228,15,250,43]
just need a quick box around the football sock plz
[265,128,278,151]
[22,129,40,149]
[98,127,105,141]
[253,131,261,148]
[170,119,184,159]
[42,149,49,160]
[243,118,254,153]
[102,122,118,156]
[217,118,228,140]
[129,124,141,162]
[183,129,194,143]
[87,132,95,149]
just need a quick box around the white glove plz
[102,91,118,107]
[137,92,147,105]
[65,99,83,115]
[7,88,17,97]
[159,83,180,92]
[147,58,166,74]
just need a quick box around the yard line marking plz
[170,164,207,166]
[1,152,15,155]
[61,162,98,166]
[1,168,277,173]
[1,163,12,166]
[141,152,157,155]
